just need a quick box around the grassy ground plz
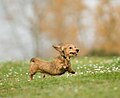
[0,57,120,98]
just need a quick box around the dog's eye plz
[69,47,72,49]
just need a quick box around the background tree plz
[30,0,87,56]
[94,0,120,55]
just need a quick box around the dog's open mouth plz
[70,52,77,56]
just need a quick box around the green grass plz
[0,57,120,98]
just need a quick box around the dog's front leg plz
[67,64,75,74]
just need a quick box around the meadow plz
[0,57,120,98]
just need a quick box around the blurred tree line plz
[0,0,120,60]
[94,0,120,56]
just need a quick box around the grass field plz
[0,57,120,98]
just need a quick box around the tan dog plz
[29,44,79,80]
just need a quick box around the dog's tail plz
[30,58,36,62]
[30,58,40,63]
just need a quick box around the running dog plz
[29,44,79,80]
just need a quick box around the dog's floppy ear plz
[52,45,62,52]
[53,44,67,57]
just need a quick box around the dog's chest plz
[59,59,66,65]
[59,59,70,69]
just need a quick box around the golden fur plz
[29,44,79,80]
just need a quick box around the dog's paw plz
[71,71,75,74]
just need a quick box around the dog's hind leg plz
[29,72,36,80]
[41,74,45,78]
[43,74,45,78]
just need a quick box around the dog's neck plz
[62,55,67,59]
[61,51,70,61]
[57,55,70,62]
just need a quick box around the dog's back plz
[29,57,67,80]
[30,58,51,73]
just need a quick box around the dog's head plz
[53,44,79,60]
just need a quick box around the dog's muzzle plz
[70,52,78,56]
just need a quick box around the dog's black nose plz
[76,49,79,53]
